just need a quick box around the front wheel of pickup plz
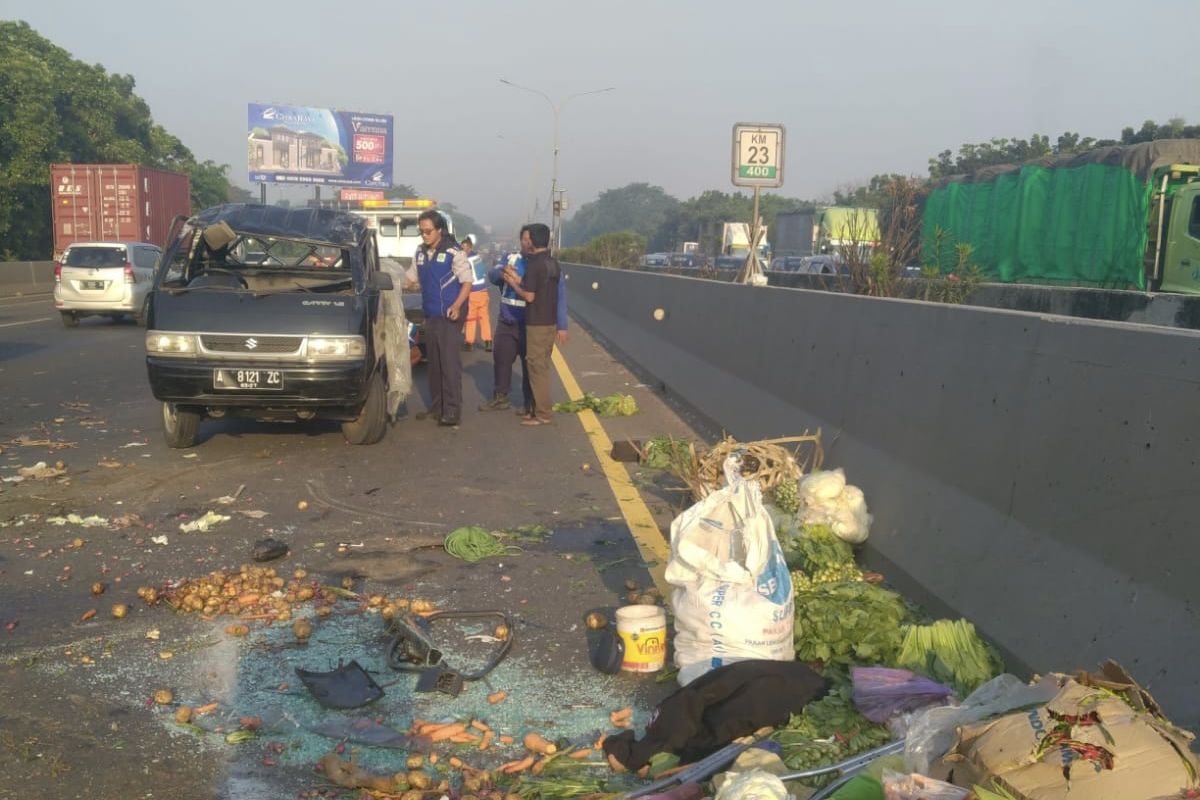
[341,371,387,445]
[162,402,201,449]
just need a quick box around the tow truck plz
[347,198,456,365]
[348,198,455,270]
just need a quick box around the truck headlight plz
[145,332,197,356]
[306,336,366,360]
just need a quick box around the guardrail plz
[564,262,1200,730]
[633,263,1200,331]
[0,260,55,296]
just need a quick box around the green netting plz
[923,162,1150,289]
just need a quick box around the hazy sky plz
[7,0,1199,234]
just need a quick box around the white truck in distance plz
[350,199,455,269]
[722,221,769,258]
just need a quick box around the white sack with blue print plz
[666,455,795,686]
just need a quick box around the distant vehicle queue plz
[636,251,849,276]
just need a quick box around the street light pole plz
[499,78,614,251]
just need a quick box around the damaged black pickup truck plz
[145,204,412,448]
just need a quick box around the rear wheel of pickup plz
[60,312,78,328]
[342,371,387,445]
[162,402,201,449]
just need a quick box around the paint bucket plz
[616,605,667,672]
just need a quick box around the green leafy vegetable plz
[781,523,856,573]
[640,435,693,470]
[771,677,894,786]
[553,393,639,417]
[793,580,911,666]
[895,618,1003,697]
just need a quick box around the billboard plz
[340,189,386,202]
[247,103,393,188]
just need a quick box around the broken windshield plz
[157,223,354,293]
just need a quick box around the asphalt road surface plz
[0,291,716,800]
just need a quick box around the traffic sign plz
[732,122,785,188]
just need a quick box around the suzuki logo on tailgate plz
[244,338,258,350]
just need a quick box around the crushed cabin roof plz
[189,204,367,247]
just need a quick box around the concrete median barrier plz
[0,260,55,297]
[564,262,1200,730]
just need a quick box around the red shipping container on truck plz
[50,164,191,257]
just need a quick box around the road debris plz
[46,513,109,527]
[212,484,247,505]
[179,510,231,533]
[18,461,67,479]
[252,537,288,562]
[4,434,77,450]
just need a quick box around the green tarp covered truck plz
[923,140,1200,293]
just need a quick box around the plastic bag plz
[378,257,414,417]
[852,667,954,723]
[881,769,970,800]
[903,673,1061,775]
[713,768,789,800]
[800,468,847,501]
[797,469,872,544]
[667,455,795,686]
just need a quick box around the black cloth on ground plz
[602,660,828,770]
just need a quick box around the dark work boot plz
[463,342,474,352]
[484,340,493,352]
[479,394,511,411]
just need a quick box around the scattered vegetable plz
[292,618,312,641]
[895,618,1002,696]
[444,525,521,562]
[319,752,395,792]
[553,393,638,417]
[780,523,855,573]
[523,732,557,755]
[793,579,911,665]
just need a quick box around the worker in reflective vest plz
[461,234,492,352]
[478,236,569,415]
[411,210,473,427]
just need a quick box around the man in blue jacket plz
[411,210,473,427]
[478,226,568,415]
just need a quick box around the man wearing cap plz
[460,234,493,353]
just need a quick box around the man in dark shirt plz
[503,223,559,426]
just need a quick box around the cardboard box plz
[946,663,1198,800]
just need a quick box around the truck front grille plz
[200,335,303,355]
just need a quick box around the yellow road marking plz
[551,347,670,594]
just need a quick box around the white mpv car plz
[54,241,161,327]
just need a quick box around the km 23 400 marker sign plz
[731,122,786,188]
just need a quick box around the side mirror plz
[369,271,394,291]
